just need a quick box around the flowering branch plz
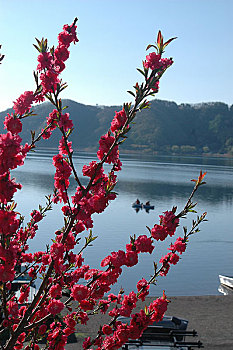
[0,19,207,350]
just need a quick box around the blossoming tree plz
[0,19,206,350]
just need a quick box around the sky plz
[0,0,232,112]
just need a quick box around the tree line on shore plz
[1,98,233,155]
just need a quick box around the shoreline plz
[64,295,233,350]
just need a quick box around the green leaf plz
[33,44,41,53]
[146,44,157,51]
[127,90,135,97]
[136,68,145,76]
[163,37,177,48]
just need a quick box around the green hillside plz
[1,99,233,155]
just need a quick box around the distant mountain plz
[1,99,233,155]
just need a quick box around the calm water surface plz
[13,150,233,297]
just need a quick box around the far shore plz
[37,146,233,159]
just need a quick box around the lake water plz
[12,150,233,297]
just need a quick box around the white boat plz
[218,284,233,295]
[219,274,233,289]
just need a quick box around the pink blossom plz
[53,59,66,73]
[149,294,168,322]
[144,52,161,70]
[160,57,173,69]
[18,285,30,304]
[82,161,104,179]
[151,224,168,241]
[159,210,179,236]
[111,109,127,133]
[59,136,73,155]
[0,264,15,282]
[0,132,25,174]
[82,337,92,350]
[0,209,20,236]
[58,23,79,48]
[97,133,119,164]
[71,284,88,301]
[54,45,70,62]
[169,252,180,265]
[137,278,150,301]
[40,70,60,94]
[37,52,53,71]
[58,112,73,132]
[13,91,35,116]
[7,299,19,317]
[169,236,186,254]
[41,128,52,139]
[47,325,67,349]
[125,250,138,267]
[47,299,64,315]
[47,109,59,130]
[30,210,43,223]
[134,235,154,254]
[0,172,21,204]
[102,324,113,335]
[49,284,62,298]
[4,113,22,134]
[50,242,65,259]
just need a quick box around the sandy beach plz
[64,295,233,350]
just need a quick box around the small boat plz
[132,202,143,209]
[142,204,155,210]
[219,274,233,289]
[132,200,154,211]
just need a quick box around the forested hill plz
[1,99,233,155]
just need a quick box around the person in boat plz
[145,201,150,206]
[135,199,140,205]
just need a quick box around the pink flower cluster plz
[97,132,119,164]
[37,23,78,95]
[159,236,187,276]
[111,109,127,133]
[4,113,22,134]
[151,210,179,241]
[53,154,72,203]
[144,52,173,95]
[13,91,35,116]
[144,52,173,71]
[0,132,28,175]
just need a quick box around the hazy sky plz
[0,0,232,112]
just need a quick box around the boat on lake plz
[219,274,233,290]
[132,202,143,209]
[132,200,154,211]
[142,204,155,210]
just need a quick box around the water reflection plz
[12,152,233,296]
